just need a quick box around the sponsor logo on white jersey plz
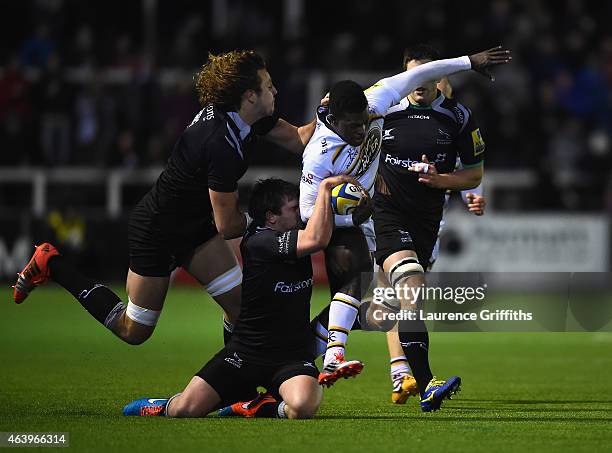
[351,123,382,177]
[320,137,329,154]
[301,172,314,185]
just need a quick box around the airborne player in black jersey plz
[122,175,354,419]
[13,50,316,348]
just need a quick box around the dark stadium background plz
[0,0,611,281]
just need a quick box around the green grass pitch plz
[1,285,611,452]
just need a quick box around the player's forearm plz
[297,119,317,148]
[435,168,483,191]
[210,190,247,239]
[461,183,483,203]
[303,183,334,248]
[215,210,247,240]
[266,118,314,155]
[382,56,471,100]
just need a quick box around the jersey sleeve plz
[247,229,299,262]
[207,137,241,192]
[364,82,402,117]
[378,56,472,107]
[455,108,485,168]
[299,135,334,222]
[252,115,279,136]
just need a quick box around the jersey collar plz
[227,111,252,140]
[407,91,445,110]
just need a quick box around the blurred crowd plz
[0,0,611,211]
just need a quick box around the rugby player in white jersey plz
[299,47,510,387]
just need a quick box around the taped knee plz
[388,257,424,288]
[204,265,242,297]
[126,297,161,327]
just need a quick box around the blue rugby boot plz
[420,376,461,412]
[123,398,168,416]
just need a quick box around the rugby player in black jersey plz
[13,50,317,347]
[122,175,354,419]
[372,44,488,411]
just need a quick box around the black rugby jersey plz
[230,225,315,361]
[137,105,277,224]
[379,92,484,218]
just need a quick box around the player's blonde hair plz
[194,50,266,111]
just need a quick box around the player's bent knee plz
[289,408,316,419]
[287,401,319,419]
[121,298,160,345]
[122,328,154,346]
[117,320,155,345]
[125,297,161,326]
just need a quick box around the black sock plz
[398,319,432,397]
[223,319,234,345]
[49,255,125,328]
[254,401,287,418]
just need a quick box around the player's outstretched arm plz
[209,189,248,239]
[296,175,356,257]
[377,46,511,106]
[468,46,512,82]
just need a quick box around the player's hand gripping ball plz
[331,182,365,215]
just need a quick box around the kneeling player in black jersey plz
[123,175,354,419]
[13,50,318,348]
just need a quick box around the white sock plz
[390,355,412,382]
[164,393,182,417]
[323,292,361,366]
[277,401,287,418]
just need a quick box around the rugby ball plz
[331,183,364,215]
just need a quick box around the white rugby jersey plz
[299,81,400,249]
[300,82,400,215]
